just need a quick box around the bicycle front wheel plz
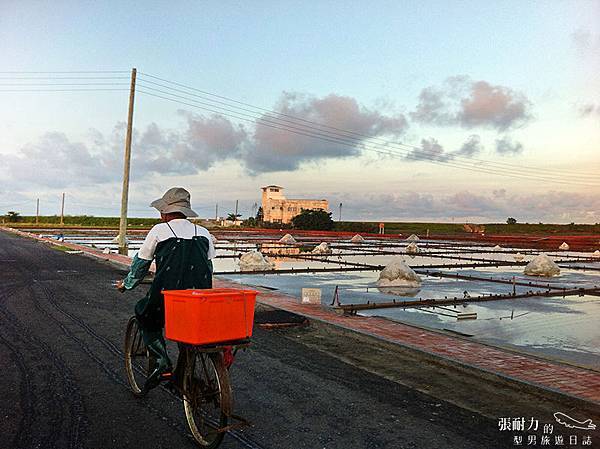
[183,351,232,448]
[124,316,153,397]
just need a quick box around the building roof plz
[261,185,284,190]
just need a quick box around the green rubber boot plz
[143,335,172,391]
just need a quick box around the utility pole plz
[118,67,137,255]
[215,203,218,220]
[36,198,39,224]
[338,202,343,222]
[60,193,65,225]
[235,200,238,218]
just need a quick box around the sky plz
[1,0,599,223]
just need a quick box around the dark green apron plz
[135,222,213,334]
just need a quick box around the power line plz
[136,88,600,186]
[0,76,130,80]
[0,88,129,92]
[139,71,598,179]
[0,70,129,74]
[0,82,129,86]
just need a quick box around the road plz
[0,230,579,449]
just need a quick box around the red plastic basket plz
[163,288,258,345]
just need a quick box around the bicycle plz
[124,316,251,448]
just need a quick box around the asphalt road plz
[0,230,526,448]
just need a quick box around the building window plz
[270,188,279,192]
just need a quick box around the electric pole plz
[235,200,238,218]
[36,198,39,224]
[215,203,218,220]
[339,202,343,222]
[60,193,65,225]
[118,67,137,255]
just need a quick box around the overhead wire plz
[138,71,599,179]
[0,70,129,74]
[0,88,129,92]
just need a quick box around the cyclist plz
[117,187,216,389]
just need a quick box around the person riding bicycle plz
[117,187,216,389]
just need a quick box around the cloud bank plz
[3,78,532,190]
[246,92,408,172]
[411,76,532,131]
[333,190,600,223]
[2,92,410,187]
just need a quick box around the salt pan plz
[239,251,275,271]
[312,242,332,254]
[350,234,364,243]
[279,234,297,244]
[406,242,419,254]
[524,254,560,277]
[377,259,421,287]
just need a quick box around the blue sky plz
[1,1,599,222]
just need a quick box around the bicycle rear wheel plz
[124,316,153,397]
[183,351,232,448]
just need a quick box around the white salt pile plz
[492,245,502,250]
[102,247,111,254]
[523,254,560,277]
[377,259,422,287]
[559,242,570,251]
[312,242,332,254]
[239,251,275,271]
[514,252,524,261]
[406,234,420,242]
[406,242,419,254]
[592,250,600,258]
[350,234,364,243]
[111,235,130,245]
[279,234,297,244]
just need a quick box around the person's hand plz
[116,280,126,293]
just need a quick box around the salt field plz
[47,230,600,370]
